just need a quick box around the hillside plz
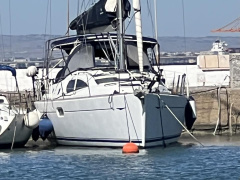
[159,36,240,53]
[0,35,240,59]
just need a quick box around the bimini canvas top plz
[0,65,16,77]
[48,33,158,53]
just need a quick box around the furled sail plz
[70,0,131,35]
[133,0,143,73]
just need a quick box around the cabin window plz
[126,44,150,70]
[76,79,88,90]
[66,80,75,93]
[66,79,88,93]
[62,44,94,78]
[147,47,157,65]
[95,78,118,84]
[94,42,115,67]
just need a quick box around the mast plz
[154,0,160,63]
[117,0,125,70]
[133,0,143,73]
[154,0,158,41]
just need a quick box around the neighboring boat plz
[210,39,228,54]
[197,39,230,73]
[34,0,195,148]
[199,39,228,55]
[0,65,39,148]
[161,39,231,88]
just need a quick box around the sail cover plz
[69,0,131,34]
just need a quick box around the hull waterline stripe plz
[56,134,180,144]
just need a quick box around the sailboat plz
[33,0,196,148]
[0,65,39,148]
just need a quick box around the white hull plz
[0,114,32,148]
[35,93,187,148]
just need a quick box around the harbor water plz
[0,135,240,180]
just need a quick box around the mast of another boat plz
[154,0,160,63]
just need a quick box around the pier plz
[190,53,240,135]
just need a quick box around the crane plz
[212,17,240,32]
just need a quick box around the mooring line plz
[11,116,17,150]
[164,102,204,147]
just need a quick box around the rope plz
[213,87,221,135]
[229,103,234,135]
[124,95,140,143]
[213,75,230,135]
[163,100,204,147]
[11,114,17,150]
[124,94,131,142]
[157,95,166,147]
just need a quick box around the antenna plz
[67,0,70,36]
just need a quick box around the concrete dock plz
[190,87,240,135]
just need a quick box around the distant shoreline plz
[0,35,240,59]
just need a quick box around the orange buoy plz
[122,142,139,153]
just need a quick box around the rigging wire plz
[0,12,5,60]
[84,1,91,10]
[124,11,137,33]
[77,0,80,16]
[80,0,85,13]
[50,0,52,38]
[8,0,12,58]
[181,0,189,97]
[146,0,155,38]
[181,0,187,52]
[43,0,50,58]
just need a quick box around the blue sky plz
[0,0,240,37]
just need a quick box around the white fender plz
[24,109,39,129]
[26,66,38,77]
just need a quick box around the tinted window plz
[66,80,75,93]
[76,79,88,90]
[64,45,94,77]
[127,44,150,69]
[66,79,88,93]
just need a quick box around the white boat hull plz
[0,114,32,148]
[35,93,187,148]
